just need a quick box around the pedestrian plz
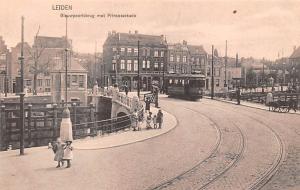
[63,141,73,168]
[54,138,64,168]
[157,109,164,129]
[131,109,139,131]
[124,84,129,96]
[145,97,151,113]
[236,87,241,105]
[153,114,157,129]
[146,112,152,129]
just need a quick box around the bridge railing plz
[73,92,144,139]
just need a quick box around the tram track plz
[149,100,246,190]
[203,100,285,190]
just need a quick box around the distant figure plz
[157,109,164,129]
[124,84,129,96]
[145,97,151,113]
[146,112,152,129]
[266,92,273,111]
[153,114,157,129]
[236,88,241,105]
[131,109,139,131]
[63,141,73,168]
[54,138,64,168]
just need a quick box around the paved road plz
[1,97,299,190]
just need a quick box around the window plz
[216,79,220,87]
[112,63,116,71]
[170,54,174,62]
[147,61,150,69]
[26,80,32,86]
[134,60,138,71]
[176,55,180,62]
[127,48,132,54]
[45,79,51,86]
[72,75,77,83]
[161,51,164,57]
[112,47,117,52]
[147,49,150,56]
[79,75,84,88]
[38,79,43,87]
[142,60,146,69]
[45,88,51,92]
[183,56,187,63]
[67,75,70,87]
[154,50,159,57]
[127,60,132,71]
[134,48,138,55]
[154,62,159,70]
[0,54,6,60]
[142,49,146,56]
[161,62,164,68]
[121,47,125,52]
[120,60,125,70]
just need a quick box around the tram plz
[165,73,206,100]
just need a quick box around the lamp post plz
[137,40,140,98]
[211,45,214,99]
[65,17,68,106]
[19,16,25,155]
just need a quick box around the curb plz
[74,108,178,151]
[205,96,300,115]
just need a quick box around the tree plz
[246,67,257,87]
[27,26,50,95]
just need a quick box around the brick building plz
[0,36,11,94]
[103,31,167,91]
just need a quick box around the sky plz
[1,0,300,60]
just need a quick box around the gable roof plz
[290,46,300,59]
[34,36,71,49]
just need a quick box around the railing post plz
[52,104,58,139]
[0,105,6,151]
[27,104,32,147]
[90,103,95,135]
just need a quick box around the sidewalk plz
[73,92,177,150]
[206,96,300,115]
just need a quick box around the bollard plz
[27,104,32,147]
[59,107,73,142]
[52,104,58,139]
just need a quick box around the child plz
[146,112,152,129]
[54,138,64,168]
[153,114,157,129]
[63,141,73,168]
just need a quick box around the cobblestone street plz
[1,97,299,190]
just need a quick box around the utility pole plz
[65,17,68,105]
[211,45,214,99]
[262,60,265,93]
[137,40,140,98]
[19,16,25,155]
[224,40,227,87]
[4,53,8,97]
[94,41,97,85]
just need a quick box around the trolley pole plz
[19,16,25,155]
[211,45,214,99]
[65,17,68,106]
[137,40,140,98]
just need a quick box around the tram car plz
[165,73,206,100]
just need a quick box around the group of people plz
[50,138,73,168]
[146,110,163,129]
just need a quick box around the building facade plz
[103,31,168,91]
[0,36,11,94]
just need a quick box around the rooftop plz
[104,31,167,47]
[290,46,300,59]
[34,36,72,49]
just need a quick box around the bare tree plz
[27,26,50,95]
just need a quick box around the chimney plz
[134,30,138,34]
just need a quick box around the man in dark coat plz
[156,109,164,129]
[236,87,241,105]
[145,97,151,112]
